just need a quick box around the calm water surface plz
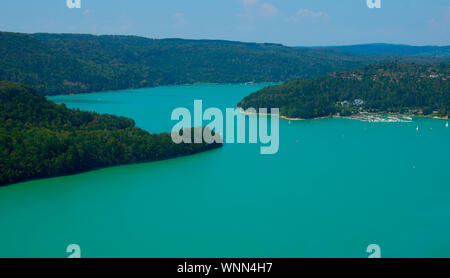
[0,83,449,258]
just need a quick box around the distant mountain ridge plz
[312,43,450,58]
[0,31,368,95]
[0,31,446,95]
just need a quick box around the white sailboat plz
[416,126,419,131]
[446,122,449,128]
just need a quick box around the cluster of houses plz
[338,99,365,108]
[335,70,449,82]
[419,73,449,81]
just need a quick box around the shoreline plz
[0,142,223,188]
[45,82,279,97]
[46,86,449,122]
[238,108,449,122]
[238,108,327,121]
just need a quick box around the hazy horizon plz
[1,0,449,47]
[3,30,450,48]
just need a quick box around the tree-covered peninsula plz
[238,62,449,119]
[0,81,221,186]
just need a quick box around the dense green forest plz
[0,81,221,186]
[238,62,450,119]
[1,32,445,96]
[321,44,450,58]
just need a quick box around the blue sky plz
[0,0,449,46]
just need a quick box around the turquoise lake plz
[0,83,449,258]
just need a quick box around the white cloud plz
[242,0,258,6]
[171,12,186,28]
[240,0,277,17]
[82,9,92,16]
[261,3,278,17]
[237,0,277,31]
[428,6,450,30]
[287,9,329,22]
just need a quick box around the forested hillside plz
[323,44,450,58]
[0,81,221,186]
[0,31,419,95]
[238,62,450,119]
